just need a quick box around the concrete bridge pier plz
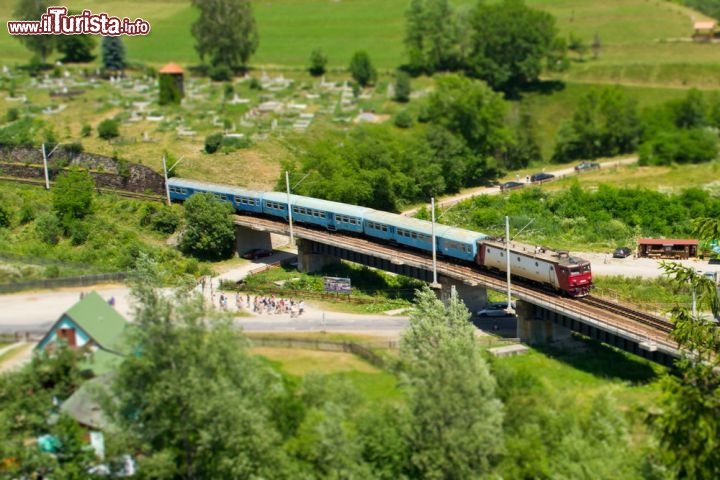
[235,225,273,256]
[436,275,488,315]
[516,300,572,344]
[296,238,340,273]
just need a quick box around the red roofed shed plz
[637,238,698,259]
[159,62,184,75]
[158,63,184,104]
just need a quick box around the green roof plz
[64,291,129,354]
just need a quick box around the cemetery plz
[0,63,414,189]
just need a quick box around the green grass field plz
[2,0,719,86]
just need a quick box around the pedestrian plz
[299,300,305,316]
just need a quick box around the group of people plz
[252,295,305,318]
[198,276,307,318]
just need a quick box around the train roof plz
[291,195,375,217]
[438,226,488,245]
[169,177,264,198]
[364,211,452,237]
[482,238,590,266]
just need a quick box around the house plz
[637,238,699,260]
[35,291,130,375]
[693,21,716,42]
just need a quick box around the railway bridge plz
[234,215,680,366]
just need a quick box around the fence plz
[0,272,127,293]
[248,336,397,369]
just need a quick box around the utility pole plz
[505,216,512,312]
[286,170,295,247]
[430,197,440,288]
[163,154,185,206]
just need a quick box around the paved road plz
[402,156,638,216]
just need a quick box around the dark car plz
[476,301,516,318]
[574,161,600,172]
[530,172,555,183]
[612,247,632,258]
[500,181,524,192]
[241,248,273,260]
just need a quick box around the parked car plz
[476,301,516,318]
[241,248,273,260]
[530,172,555,183]
[709,257,720,265]
[613,247,632,258]
[574,161,600,172]
[500,181,524,192]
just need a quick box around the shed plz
[693,21,716,41]
[158,62,184,104]
[637,238,699,260]
[35,291,129,375]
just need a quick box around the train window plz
[517,256,521,262]
[535,262,539,267]
[500,252,504,257]
[181,188,188,194]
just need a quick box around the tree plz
[97,118,120,140]
[101,36,126,73]
[348,51,377,87]
[394,70,412,102]
[191,0,259,71]
[467,0,558,93]
[426,74,511,181]
[13,0,54,63]
[56,13,96,63]
[52,168,94,225]
[552,86,641,163]
[400,286,504,478]
[107,256,292,478]
[650,260,720,479]
[179,192,236,260]
[0,345,87,478]
[308,48,328,77]
[404,0,461,73]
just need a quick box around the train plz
[167,177,593,297]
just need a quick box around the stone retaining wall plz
[0,146,164,194]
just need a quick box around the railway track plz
[0,176,164,202]
[237,215,678,346]
[578,296,675,334]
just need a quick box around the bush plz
[69,220,90,246]
[97,119,120,140]
[204,133,223,154]
[0,203,11,228]
[394,110,414,128]
[62,142,84,156]
[18,203,35,224]
[394,71,411,102]
[6,108,19,122]
[81,124,92,137]
[209,65,232,82]
[35,213,62,245]
[221,135,251,150]
[248,77,262,90]
[308,48,328,77]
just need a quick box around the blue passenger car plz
[167,178,263,214]
[363,211,445,253]
[292,196,370,233]
[261,191,292,220]
[437,227,487,262]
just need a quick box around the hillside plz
[1,0,719,87]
